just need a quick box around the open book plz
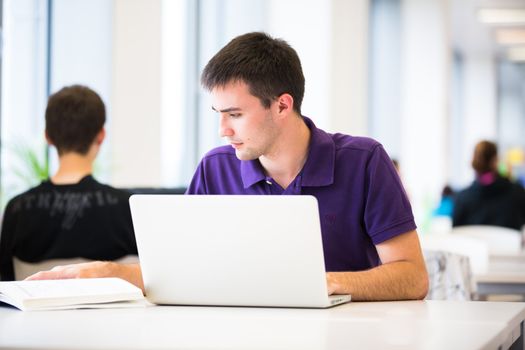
[0,278,147,311]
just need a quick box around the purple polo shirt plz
[187,117,416,271]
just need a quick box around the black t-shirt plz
[452,176,525,231]
[0,175,138,280]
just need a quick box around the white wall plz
[328,0,369,136]
[499,62,525,154]
[369,0,401,158]
[51,0,113,98]
[110,0,162,187]
[400,0,450,227]
[160,0,187,187]
[50,0,113,179]
[1,0,48,201]
[267,0,332,130]
[458,54,497,186]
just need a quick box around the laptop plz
[129,195,351,308]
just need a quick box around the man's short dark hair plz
[201,32,305,114]
[45,85,106,155]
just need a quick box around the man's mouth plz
[228,140,243,149]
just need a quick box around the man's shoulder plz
[454,183,478,202]
[88,179,132,199]
[202,145,239,162]
[307,117,380,153]
[3,182,49,214]
[502,177,525,191]
[506,179,525,198]
[6,182,47,203]
[330,133,382,155]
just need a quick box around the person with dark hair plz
[28,33,428,301]
[453,140,525,230]
[0,85,138,280]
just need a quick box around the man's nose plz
[219,116,233,137]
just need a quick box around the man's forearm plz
[327,261,428,301]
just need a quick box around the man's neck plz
[51,152,94,185]
[259,116,311,189]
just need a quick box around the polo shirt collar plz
[240,116,335,189]
[300,116,335,187]
[240,158,266,189]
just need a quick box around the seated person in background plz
[453,140,525,231]
[0,85,138,280]
[27,33,428,301]
[433,185,454,217]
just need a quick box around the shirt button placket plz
[265,179,273,194]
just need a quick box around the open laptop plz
[129,195,351,308]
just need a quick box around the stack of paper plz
[0,278,147,311]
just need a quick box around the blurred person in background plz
[433,185,454,218]
[0,85,138,280]
[452,140,525,231]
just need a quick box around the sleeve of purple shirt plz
[364,145,417,244]
[186,161,207,194]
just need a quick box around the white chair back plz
[451,225,522,255]
[420,233,489,275]
[426,216,452,234]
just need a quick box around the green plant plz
[10,141,49,187]
[0,140,49,209]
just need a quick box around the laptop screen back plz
[130,195,333,307]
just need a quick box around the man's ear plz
[44,130,53,146]
[95,128,106,146]
[276,93,294,116]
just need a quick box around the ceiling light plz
[477,8,525,25]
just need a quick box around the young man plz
[28,33,428,301]
[0,85,138,280]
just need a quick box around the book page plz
[0,278,145,311]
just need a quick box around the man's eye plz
[230,113,241,118]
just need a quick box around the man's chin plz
[235,149,258,161]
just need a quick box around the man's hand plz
[26,261,116,280]
[326,272,342,295]
[26,261,145,293]
[323,231,429,300]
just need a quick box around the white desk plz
[0,300,524,350]
[476,254,525,296]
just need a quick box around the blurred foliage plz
[10,141,49,187]
[1,140,49,209]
